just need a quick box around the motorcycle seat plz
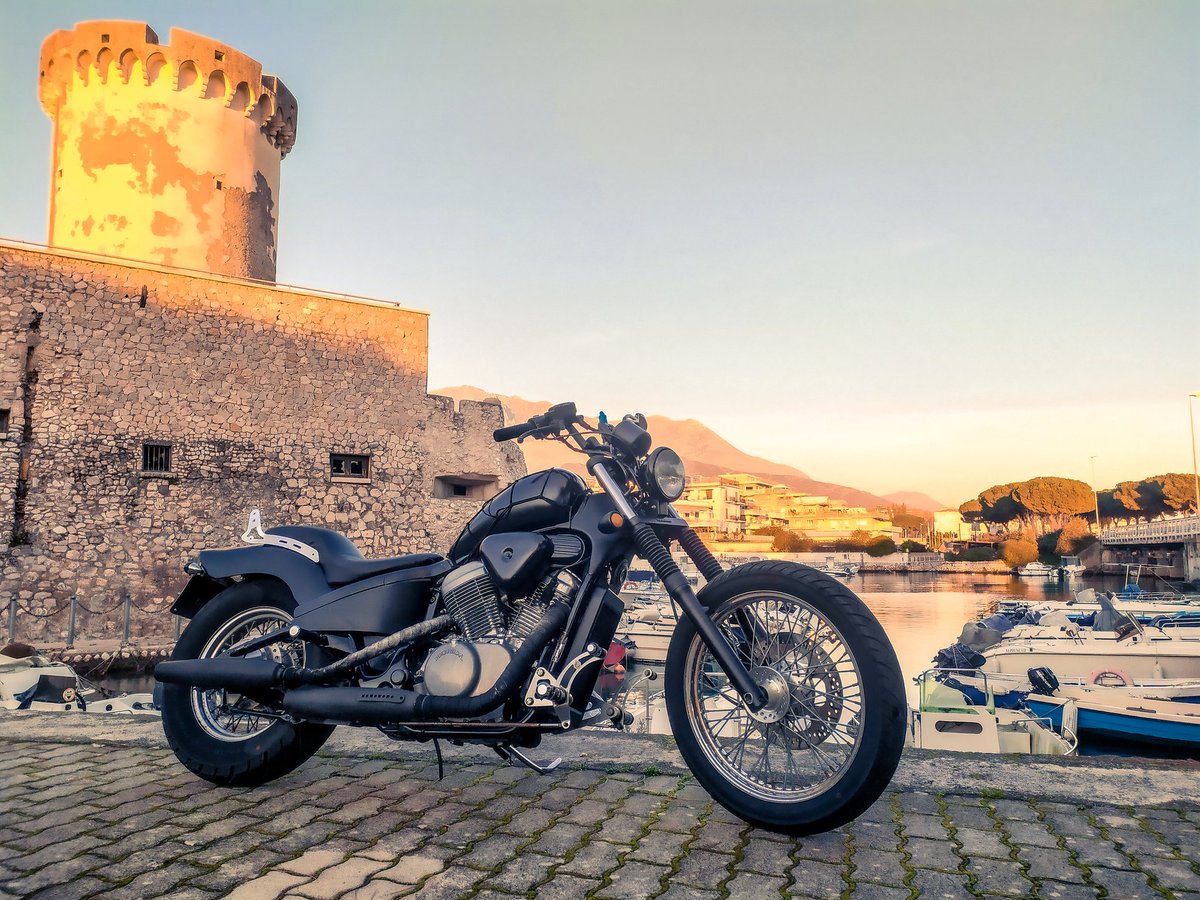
[269,526,444,588]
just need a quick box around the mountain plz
[881,491,946,513]
[435,386,907,510]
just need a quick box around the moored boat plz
[909,669,1077,756]
[0,644,157,714]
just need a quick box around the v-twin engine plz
[438,560,577,642]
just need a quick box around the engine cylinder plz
[439,560,504,640]
[510,570,580,641]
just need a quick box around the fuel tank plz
[449,468,588,561]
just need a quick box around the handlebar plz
[492,401,580,443]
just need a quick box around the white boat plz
[1015,561,1059,577]
[909,669,1077,756]
[1059,556,1085,578]
[616,601,676,665]
[980,621,1200,683]
[816,557,859,578]
[1026,686,1200,753]
[0,646,158,714]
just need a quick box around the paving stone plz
[954,826,1010,860]
[851,848,908,886]
[903,813,949,840]
[293,857,392,899]
[965,856,1032,897]
[903,836,960,871]
[456,833,520,871]
[795,831,848,864]
[789,859,846,898]
[1135,856,1200,891]
[340,881,418,900]
[910,868,972,899]
[1061,834,1130,869]
[847,883,910,898]
[531,872,604,900]
[528,822,589,857]
[559,840,624,879]
[279,848,348,877]
[1033,883,1104,900]
[629,828,689,866]
[375,854,444,885]
[592,859,668,898]
[739,836,792,874]
[1003,819,1061,849]
[852,820,902,851]
[1086,865,1160,899]
[226,871,311,900]
[724,870,788,899]
[1018,846,1081,882]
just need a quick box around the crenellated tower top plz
[38,21,298,281]
[39,21,297,156]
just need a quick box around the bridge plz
[1098,515,1200,581]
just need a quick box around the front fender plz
[171,545,332,618]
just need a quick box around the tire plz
[665,560,906,835]
[161,579,335,786]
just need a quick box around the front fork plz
[591,464,768,710]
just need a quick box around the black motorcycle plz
[155,402,905,834]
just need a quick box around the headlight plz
[645,447,685,501]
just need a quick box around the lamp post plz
[1090,455,1101,534]
[1190,392,1200,517]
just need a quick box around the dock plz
[1,714,1198,898]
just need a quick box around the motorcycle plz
[155,402,905,834]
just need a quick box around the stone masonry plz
[0,242,524,644]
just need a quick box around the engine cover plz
[421,640,515,698]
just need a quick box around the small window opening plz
[142,442,171,473]
[0,409,9,435]
[214,50,225,61]
[100,33,110,43]
[215,179,223,190]
[331,453,370,482]
[434,474,499,500]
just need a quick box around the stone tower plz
[38,21,297,282]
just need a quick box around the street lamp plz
[1189,392,1200,517]
[1090,455,1101,533]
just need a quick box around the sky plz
[2,1,1197,506]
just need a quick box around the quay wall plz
[0,243,524,645]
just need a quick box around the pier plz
[1098,516,1200,582]
[1,714,1197,899]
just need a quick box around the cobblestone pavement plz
[1,733,1198,900]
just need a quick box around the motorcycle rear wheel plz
[161,579,335,786]
[665,560,905,835]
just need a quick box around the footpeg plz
[494,745,562,775]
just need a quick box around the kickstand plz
[493,745,562,775]
[434,738,445,780]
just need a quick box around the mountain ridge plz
[434,386,942,511]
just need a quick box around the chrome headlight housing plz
[644,447,685,501]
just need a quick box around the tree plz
[773,529,813,553]
[1012,477,1095,533]
[1055,517,1095,555]
[891,512,926,531]
[999,538,1038,568]
[866,538,897,557]
[848,530,872,549]
[900,539,928,552]
[959,498,983,521]
[976,483,1022,525]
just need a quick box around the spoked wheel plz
[666,561,905,835]
[161,580,334,786]
[190,606,305,741]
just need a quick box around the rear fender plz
[171,545,332,619]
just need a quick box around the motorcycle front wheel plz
[161,579,335,786]
[665,560,905,835]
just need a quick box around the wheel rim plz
[683,590,865,803]
[190,605,304,742]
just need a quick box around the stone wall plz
[0,243,524,643]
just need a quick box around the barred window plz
[142,442,172,473]
[331,453,370,482]
[0,409,9,435]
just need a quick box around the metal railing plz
[1099,515,1200,545]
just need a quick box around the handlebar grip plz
[493,421,533,442]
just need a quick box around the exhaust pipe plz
[283,602,571,724]
[155,657,286,692]
[154,615,456,692]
